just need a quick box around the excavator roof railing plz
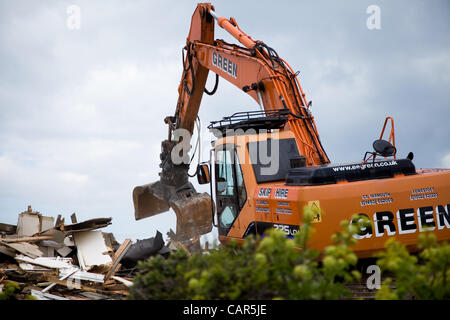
[208,109,290,136]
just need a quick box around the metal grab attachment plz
[133,182,170,220]
[133,181,213,241]
[132,140,213,242]
[170,191,213,241]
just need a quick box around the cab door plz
[215,145,247,236]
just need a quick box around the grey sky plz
[1,0,449,243]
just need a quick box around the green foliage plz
[130,204,450,300]
[130,206,360,300]
[375,233,450,300]
[128,249,191,300]
[0,281,35,300]
[0,281,21,300]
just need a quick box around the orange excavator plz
[133,3,450,257]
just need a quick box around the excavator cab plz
[213,144,247,236]
[208,110,298,239]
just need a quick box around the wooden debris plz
[60,217,112,233]
[31,289,69,300]
[0,223,17,235]
[39,240,63,249]
[44,275,107,294]
[1,235,55,243]
[0,244,16,257]
[73,231,112,270]
[104,263,121,283]
[111,276,133,287]
[54,214,64,228]
[56,246,72,257]
[35,282,53,287]
[102,232,120,249]
[42,268,78,293]
[18,262,52,272]
[79,291,112,300]
[59,268,105,283]
[104,239,131,282]
[34,229,65,246]
[16,206,54,237]
[40,246,55,257]
[166,229,202,255]
[64,236,75,247]
[0,240,44,259]
[61,294,90,300]
[0,207,170,300]
[15,255,74,269]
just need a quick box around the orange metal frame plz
[173,3,329,166]
[362,116,397,165]
[380,116,396,150]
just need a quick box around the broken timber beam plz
[1,236,55,243]
[104,239,131,282]
[0,223,17,235]
[44,275,108,294]
[61,218,112,233]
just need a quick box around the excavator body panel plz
[213,133,450,257]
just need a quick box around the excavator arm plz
[133,3,329,241]
[173,3,215,134]
[175,4,329,164]
[132,4,216,242]
[191,39,329,165]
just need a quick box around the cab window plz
[216,149,235,196]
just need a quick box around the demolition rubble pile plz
[0,206,197,300]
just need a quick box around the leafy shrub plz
[0,281,20,300]
[130,206,361,300]
[375,233,450,300]
[0,281,36,300]
[130,205,450,300]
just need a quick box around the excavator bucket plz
[170,192,213,241]
[133,181,170,220]
[133,181,213,241]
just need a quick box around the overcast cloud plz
[1,0,449,243]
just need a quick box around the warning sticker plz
[307,200,322,223]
